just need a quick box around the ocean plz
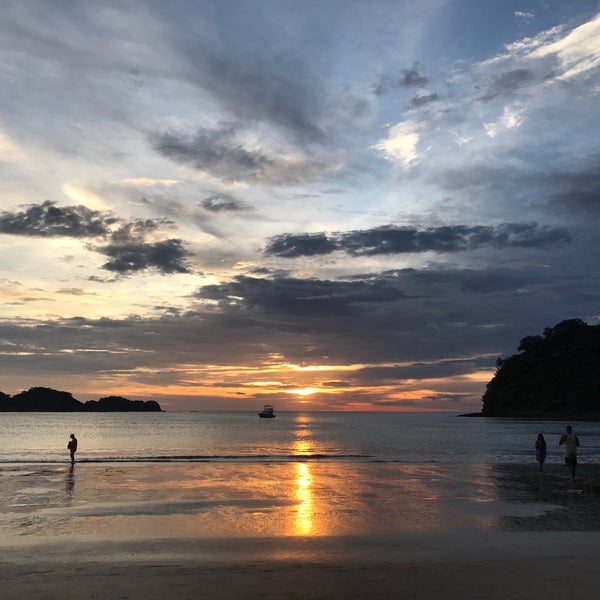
[2,411,600,465]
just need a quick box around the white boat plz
[258,404,276,418]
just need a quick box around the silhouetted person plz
[67,433,78,464]
[535,433,547,474]
[559,425,580,480]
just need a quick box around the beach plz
[3,532,600,599]
[2,461,600,599]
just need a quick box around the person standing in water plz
[559,425,580,480]
[535,433,547,474]
[67,433,78,464]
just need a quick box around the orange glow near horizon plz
[60,358,491,412]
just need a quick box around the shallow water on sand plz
[2,461,599,547]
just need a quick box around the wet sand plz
[2,461,600,598]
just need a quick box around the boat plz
[258,404,276,418]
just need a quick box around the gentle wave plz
[0,453,375,464]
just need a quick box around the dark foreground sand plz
[2,461,600,599]
[3,532,600,599]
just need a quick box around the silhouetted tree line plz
[0,387,162,412]
[482,319,600,418]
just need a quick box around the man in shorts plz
[559,425,580,480]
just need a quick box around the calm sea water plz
[1,411,600,464]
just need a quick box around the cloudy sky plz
[1,0,599,411]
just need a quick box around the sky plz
[1,0,599,412]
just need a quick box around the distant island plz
[481,319,600,419]
[0,387,162,412]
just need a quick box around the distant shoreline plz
[459,412,600,421]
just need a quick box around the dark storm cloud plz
[401,66,429,88]
[0,200,114,237]
[479,68,536,102]
[201,194,251,212]
[98,238,191,275]
[197,274,408,317]
[181,39,325,143]
[321,380,351,388]
[151,125,272,182]
[375,265,557,298]
[189,264,572,377]
[410,93,440,108]
[0,202,192,276]
[369,393,472,409]
[150,124,328,184]
[264,223,571,258]
[354,356,494,384]
[438,158,599,221]
[372,76,397,96]
[118,1,327,143]
[372,66,429,97]
[547,165,600,214]
[109,220,161,241]
[264,233,339,258]
[195,264,553,326]
[443,161,600,218]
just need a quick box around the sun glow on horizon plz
[48,354,489,412]
[284,387,321,397]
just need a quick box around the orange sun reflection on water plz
[291,416,315,535]
[293,462,314,535]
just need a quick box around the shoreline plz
[459,411,600,421]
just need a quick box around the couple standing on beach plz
[535,425,580,479]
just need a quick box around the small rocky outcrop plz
[0,387,162,412]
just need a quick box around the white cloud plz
[0,129,25,162]
[484,105,526,138]
[62,182,110,210]
[122,178,179,187]
[455,134,473,146]
[502,25,564,56]
[530,13,600,80]
[500,13,600,82]
[373,121,421,168]
[514,11,534,22]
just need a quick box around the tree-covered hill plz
[482,319,600,418]
[84,395,162,412]
[0,387,162,412]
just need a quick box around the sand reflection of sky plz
[2,462,570,546]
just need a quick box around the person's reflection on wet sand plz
[65,463,75,498]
